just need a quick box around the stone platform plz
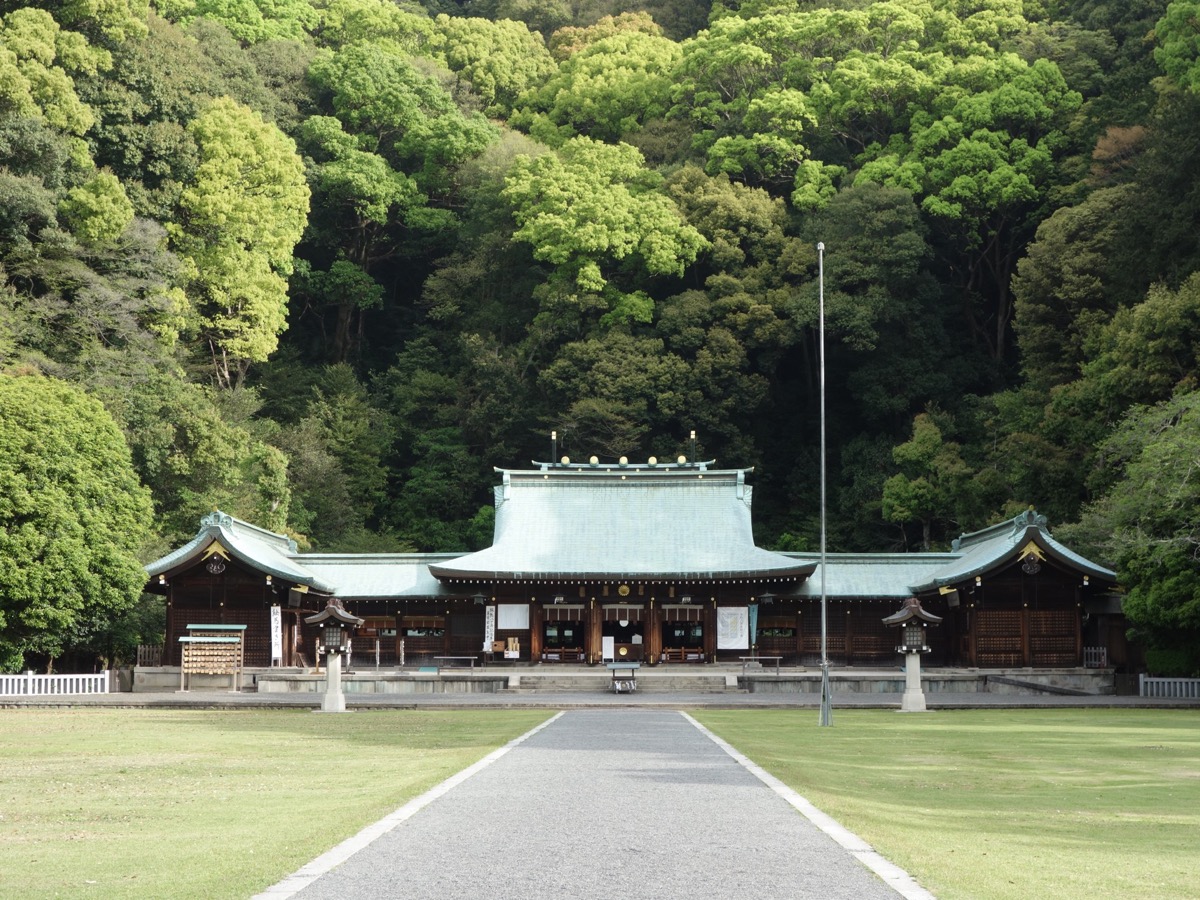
[132,664,1119,696]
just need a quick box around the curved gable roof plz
[430,464,814,583]
[145,512,336,593]
[908,510,1116,593]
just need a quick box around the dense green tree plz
[169,97,310,387]
[0,374,152,672]
[433,14,555,117]
[881,410,977,550]
[513,30,681,144]
[306,40,497,196]
[168,0,319,43]
[1066,390,1200,672]
[502,136,706,304]
[1011,184,1136,391]
[1154,0,1200,92]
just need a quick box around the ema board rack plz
[178,624,246,691]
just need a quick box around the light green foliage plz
[184,0,319,43]
[882,411,974,549]
[502,136,707,293]
[307,41,497,191]
[434,14,555,117]
[547,11,663,61]
[0,8,98,136]
[1154,0,1200,92]
[171,97,309,387]
[57,170,133,244]
[300,114,420,232]
[0,374,152,672]
[514,30,681,144]
[53,0,150,43]
[310,0,433,52]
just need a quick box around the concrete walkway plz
[260,709,929,900]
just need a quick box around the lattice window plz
[977,610,1023,666]
[1031,610,1077,665]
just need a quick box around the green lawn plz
[0,708,552,899]
[695,708,1200,900]
[4,707,1197,900]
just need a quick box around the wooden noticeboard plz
[179,624,246,691]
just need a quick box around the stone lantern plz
[305,600,364,713]
[882,597,942,713]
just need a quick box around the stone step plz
[503,673,743,693]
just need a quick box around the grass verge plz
[694,708,1200,900]
[0,708,551,899]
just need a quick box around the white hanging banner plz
[270,605,283,663]
[497,603,529,630]
[717,607,749,649]
[483,605,496,652]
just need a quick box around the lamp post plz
[305,600,364,713]
[818,241,832,727]
[883,597,943,712]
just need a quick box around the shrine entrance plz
[602,604,644,661]
[660,605,705,662]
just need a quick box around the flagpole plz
[818,241,833,727]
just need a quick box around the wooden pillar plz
[587,600,601,664]
[703,598,717,662]
[646,601,662,665]
[530,602,544,662]
[967,608,978,667]
[795,609,804,663]
[1021,606,1031,667]
[845,605,855,666]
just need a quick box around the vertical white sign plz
[483,604,496,652]
[717,607,749,649]
[270,604,283,664]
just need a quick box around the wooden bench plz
[541,648,585,662]
[433,656,478,674]
[661,647,705,663]
[740,655,782,675]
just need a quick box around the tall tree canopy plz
[0,374,152,672]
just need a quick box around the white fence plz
[0,671,110,696]
[1139,674,1200,699]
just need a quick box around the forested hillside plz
[1,0,1198,671]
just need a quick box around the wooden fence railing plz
[1083,646,1108,668]
[136,644,163,667]
[0,671,110,696]
[1139,674,1200,699]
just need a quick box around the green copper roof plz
[908,510,1116,593]
[146,504,1116,603]
[145,511,337,593]
[428,466,815,583]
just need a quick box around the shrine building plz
[144,456,1127,673]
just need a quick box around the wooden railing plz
[0,671,110,696]
[1140,675,1200,699]
[136,644,163,667]
[1083,646,1108,668]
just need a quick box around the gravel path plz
[278,709,920,900]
